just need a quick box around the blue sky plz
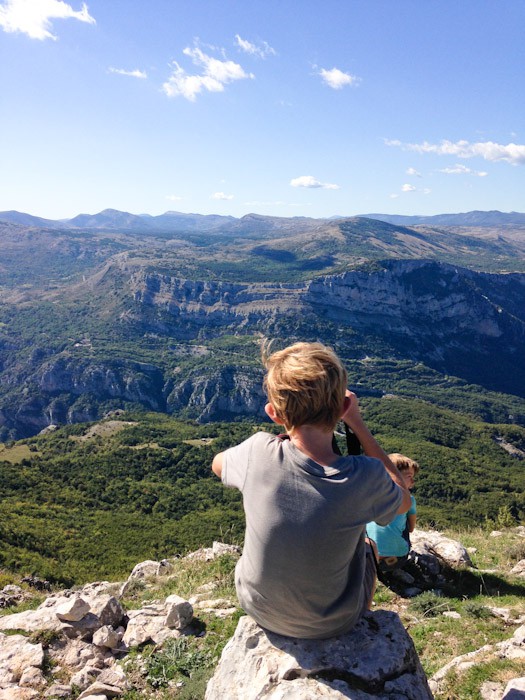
[1,0,524,220]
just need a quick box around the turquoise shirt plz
[366,494,416,557]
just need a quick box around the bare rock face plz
[205,612,433,700]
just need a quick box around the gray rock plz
[77,680,123,698]
[70,665,102,690]
[0,633,44,686]
[510,559,525,576]
[92,625,122,650]
[43,684,72,698]
[123,607,180,647]
[86,595,124,628]
[410,530,472,568]
[164,595,193,629]
[480,681,505,700]
[56,596,90,622]
[205,612,432,700]
[0,688,40,699]
[186,541,241,562]
[128,560,168,580]
[18,665,46,688]
[496,624,525,660]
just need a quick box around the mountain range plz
[1,210,525,439]
[1,208,525,232]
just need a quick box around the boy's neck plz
[288,424,339,467]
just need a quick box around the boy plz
[212,342,411,639]
[366,454,419,573]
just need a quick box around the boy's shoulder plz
[229,430,279,453]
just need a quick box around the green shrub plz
[409,591,450,618]
[462,600,491,619]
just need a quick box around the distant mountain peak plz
[356,210,525,227]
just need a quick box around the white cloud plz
[406,167,421,177]
[438,164,488,177]
[235,34,275,58]
[401,184,417,192]
[109,67,147,79]
[290,175,340,190]
[163,44,254,101]
[166,194,183,202]
[385,138,525,165]
[211,192,234,200]
[319,67,360,90]
[0,0,95,40]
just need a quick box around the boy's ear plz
[265,403,285,425]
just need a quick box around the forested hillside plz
[1,397,523,586]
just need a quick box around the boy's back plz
[222,432,402,638]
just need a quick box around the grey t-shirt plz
[222,431,402,639]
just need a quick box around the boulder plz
[0,599,65,634]
[70,665,102,691]
[205,612,432,700]
[77,680,123,698]
[410,529,472,568]
[18,666,46,689]
[92,625,123,650]
[123,607,180,647]
[128,559,172,580]
[56,596,90,622]
[86,596,124,628]
[187,541,241,562]
[164,594,194,629]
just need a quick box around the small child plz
[366,453,419,573]
[212,342,410,639]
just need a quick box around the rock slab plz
[206,611,433,699]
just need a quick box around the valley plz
[1,211,525,440]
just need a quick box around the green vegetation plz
[0,394,523,585]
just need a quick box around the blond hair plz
[262,341,347,432]
[388,453,420,475]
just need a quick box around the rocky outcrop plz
[430,624,525,697]
[205,612,433,700]
[0,535,524,698]
[37,356,165,409]
[0,543,243,698]
[165,365,265,421]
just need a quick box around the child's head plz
[388,453,419,489]
[263,341,347,432]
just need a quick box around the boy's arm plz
[212,452,224,478]
[408,513,417,532]
[341,390,411,514]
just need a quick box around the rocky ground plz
[0,529,524,699]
